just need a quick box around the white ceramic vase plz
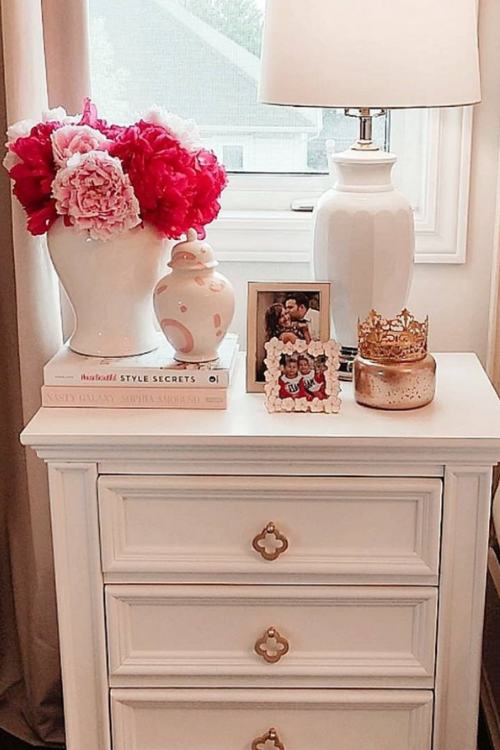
[154,229,235,362]
[313,149,414,350]
[47,221,171,357]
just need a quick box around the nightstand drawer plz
[98,476,442,584]
[106,584,437,688]
[111,688,433,750]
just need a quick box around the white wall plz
[223,0,500,364]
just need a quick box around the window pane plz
[88,0,387,174]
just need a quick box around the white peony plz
[3,118,35,170]
[143,106,202,152]
[42,106,80,125]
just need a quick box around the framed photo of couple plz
[246,281,331,393]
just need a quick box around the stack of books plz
[41,333,239,410]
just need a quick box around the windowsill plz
[206,209,312,263]
[207,107,474,266]
[207,207,467,265]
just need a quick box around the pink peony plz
[52,150,141,240]
[51,124,111,166]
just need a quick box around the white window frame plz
[207,107,473,265]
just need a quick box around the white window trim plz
[207,107,473,265]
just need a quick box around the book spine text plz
[41,385,227,409]
[43,369,229,388]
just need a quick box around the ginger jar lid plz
[168,228,218,271]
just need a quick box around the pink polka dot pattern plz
[156,284,168,295]
[194,276,205,287]
[209,280,225,293]
[213,313,221,328]
[180,304,188,313]
[160,318,194,354]
[216,329,223,337]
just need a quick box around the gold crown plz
[358,308,429,362]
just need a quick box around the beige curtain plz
[0,1,90,744]
[490,222,500,493]
[490,146,500,396]
[491,282,500,395]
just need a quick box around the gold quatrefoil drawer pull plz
[254,627,290,664]
[252,522,289,561]
[251,727,285,750]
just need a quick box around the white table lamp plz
[260,0,480,377]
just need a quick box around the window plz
[222,145,244,171]
[89,0,387,173]
[88,0,474,264]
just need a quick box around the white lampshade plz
[260,0,481,109]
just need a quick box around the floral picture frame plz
[264,337,342,413]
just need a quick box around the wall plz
[223,0,500,364]
[408,0,500,362]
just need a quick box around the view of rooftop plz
[89,0,387,172]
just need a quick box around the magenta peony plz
[111,120,226,239]
[7,120,60,235]
[52,151,141,240]
[51,124,111,166]
[77,97,125,141]
[187,149,227,237]
[142,106,201,152]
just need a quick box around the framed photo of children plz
[246,282,331,393]
[264,338,341,413]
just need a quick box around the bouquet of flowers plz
[3,99,227,241]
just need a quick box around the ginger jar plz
[153,229,235,363]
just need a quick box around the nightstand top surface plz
[21,353,500,460]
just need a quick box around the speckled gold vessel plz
[354,309,436,410]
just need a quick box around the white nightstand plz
[21,354,500,750]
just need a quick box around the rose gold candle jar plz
[354,309,436,410]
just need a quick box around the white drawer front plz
[106,585,437,688]
[111,688,433,750]
[98,476,442,584]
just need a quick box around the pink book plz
[41,385,227,410]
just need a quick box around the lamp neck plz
[345,108,386,151]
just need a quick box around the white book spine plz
[43,368,230,388]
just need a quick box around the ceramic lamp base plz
[338,346,357,381]
[313,148,414,353]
